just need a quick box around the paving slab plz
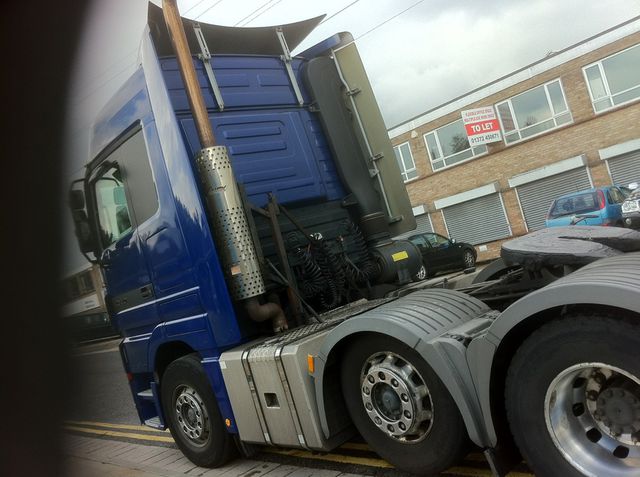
[64,436,369,477]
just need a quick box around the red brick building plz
[389,17,640,262]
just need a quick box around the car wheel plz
[413,264,428,282]
[505,315,640,477]
[463,250,475,269]
[341,335,469,474]
[161,354,236,467]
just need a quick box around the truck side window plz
[118,130,158,225]
[92,128,159,248]
[95,164,132,247]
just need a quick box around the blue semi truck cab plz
[69,3,640,476]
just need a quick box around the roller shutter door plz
[441,193,510,245]
[395,213,433,239]
[412,214,433,234]
[516,167,591,231]
[607,150,640,187]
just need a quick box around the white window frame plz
[423,118,487,172]
[583,43,640,114]
[393,142,418,182]
[496,78,572,145]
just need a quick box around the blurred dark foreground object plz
[0,2,89,476]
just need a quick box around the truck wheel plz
[161,354,236,467]
[506,315,640,477]
[341,335,468,474]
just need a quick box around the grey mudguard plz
[470,252,640,445]
[313,288,496,446]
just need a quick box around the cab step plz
[144,416,164,429]
[137,388,153,400]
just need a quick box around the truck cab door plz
[89,130,158,333]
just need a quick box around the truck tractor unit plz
[69,3,640,476]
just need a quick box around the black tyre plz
[412,264,428,282]
[463,249,475,269]
[341,335,468,474]
[506,315,640,477]
[161,354,236,467]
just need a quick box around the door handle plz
[140,285,153,299]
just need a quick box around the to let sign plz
[461,106,502,145]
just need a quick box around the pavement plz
[65,435,370,477]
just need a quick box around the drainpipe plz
[162,0,287,332]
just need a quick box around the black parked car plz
[408,232,476,280]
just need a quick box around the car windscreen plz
[548,192,598,218]
[626,189,640,201]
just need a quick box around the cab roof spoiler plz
[148,2,324,56]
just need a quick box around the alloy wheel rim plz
[544,362,640,476]
[360,351,434,443]
[174,385,211,447]
[464,251,474,268]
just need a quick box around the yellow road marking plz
[65,420,169,433]
[64,425,174,443]
[264,447,394,468]
[65,422,532,476]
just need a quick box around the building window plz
[394,142,418,182]
[424,119,487,171]
[496,79,572,144]
[583,43,640,113]
[77,271,95,294]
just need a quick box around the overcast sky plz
[63,0,640,273]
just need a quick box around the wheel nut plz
[367,375,374,384]
[401,393,409,402]
[391,379,399,387]
[593,372,606,384]
[404,410,411,419]
[374,417,382,425]
[399,422,406,431]
[366,403,373,411]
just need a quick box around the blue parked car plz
[545,186,628,227]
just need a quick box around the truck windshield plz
[548,192,598,218]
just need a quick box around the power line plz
[194,0,225,20]
[182,0,209,16]
[320,0,361,25]
[69,59,138,107]
[353,0,426,42]
[242,0,283,26]
[71,48,138,100]
[234,0,282,27]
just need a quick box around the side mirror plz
[69,189,85,210]
[68,188,98,256]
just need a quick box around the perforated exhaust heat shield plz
[196,146,266,300]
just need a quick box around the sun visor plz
[148,2,324,56]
